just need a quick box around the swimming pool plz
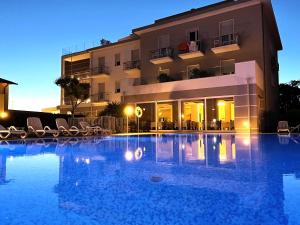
[0,134,300,225]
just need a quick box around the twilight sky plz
[0,0,299,111]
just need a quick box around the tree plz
[279,80,300,113]
[55,76,90,118]
[99,102,124,117]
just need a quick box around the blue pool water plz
[0,134,300,225]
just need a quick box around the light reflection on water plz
[0,134,299,225]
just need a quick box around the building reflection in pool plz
[0,134,300,224]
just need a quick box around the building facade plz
[59,0,282,132]
[0,78,16,118]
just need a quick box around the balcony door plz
[98,57,105,67]
[187,29,199,42]
[219,19,234,45]
[131,49,139,61]
[98,83,105,101]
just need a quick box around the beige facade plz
[59,0,281,132]
[0,78,16,118]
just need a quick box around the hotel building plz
[59,0,282,132]
[0,78,16,118]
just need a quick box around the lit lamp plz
[0,111,8,119]
[124,105,134,133]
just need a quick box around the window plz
[115,81,121,93]
[221,59,235,75]
[98,57,105,67]
[131,49,140,61]
[219,19,234,45]
[115,53,121,66]
[187,64,200,79]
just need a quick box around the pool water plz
[0,134,300,225]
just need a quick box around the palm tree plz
[55,76,90,118]
[99,102,124,117]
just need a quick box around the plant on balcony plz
[189,68,214,79]
[157,73,174,83]
[55,76,90,119]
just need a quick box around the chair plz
[56,118,88,136]
[27,117,60,137]
[0,124,27,139]
[277,121,290,133]
[79,121,111,135]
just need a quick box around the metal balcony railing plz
[91,92,110,102]
[123,60,140,70]
[150,47,174,60]
[90,66,110,76]
[213,33,239,48]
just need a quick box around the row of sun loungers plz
[0,117,111,139]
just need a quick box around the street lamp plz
[124,105,134,133]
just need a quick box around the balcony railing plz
[90,66,110,76]
[213,33,239,48]
[91,92,110,102]
[150,47,174,60]
[187,65,235,79]
[123,60,140,70]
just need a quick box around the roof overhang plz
[0,78,17,85]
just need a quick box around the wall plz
[90,40,140,103]
[139,3,264,85]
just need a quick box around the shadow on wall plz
[0,110,70,129]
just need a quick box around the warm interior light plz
[217,101,225,106]
[243,121,250,129]
[0,112,8,119]
[124,105,134,117]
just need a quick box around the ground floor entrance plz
[136,97,236,132]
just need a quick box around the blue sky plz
[0,0,299,111]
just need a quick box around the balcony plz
[150,47,174,64]
[90,66,110,79]
[125,61,258,98]
[211,34,240,54]
[91,92,110,102]
[178,41,204,60]
[123,60,141,78]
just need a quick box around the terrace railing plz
[150,47,174,60]
[213,33,239,48]
[123,60,140,70]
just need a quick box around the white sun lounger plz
[56,118,88,136]
[27,117,60,137]
[277,121,290,133]
[0,124,27,139]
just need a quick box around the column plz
[178,100,182,130]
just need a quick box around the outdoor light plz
[124,105,134,133]
[0,112,8,119]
